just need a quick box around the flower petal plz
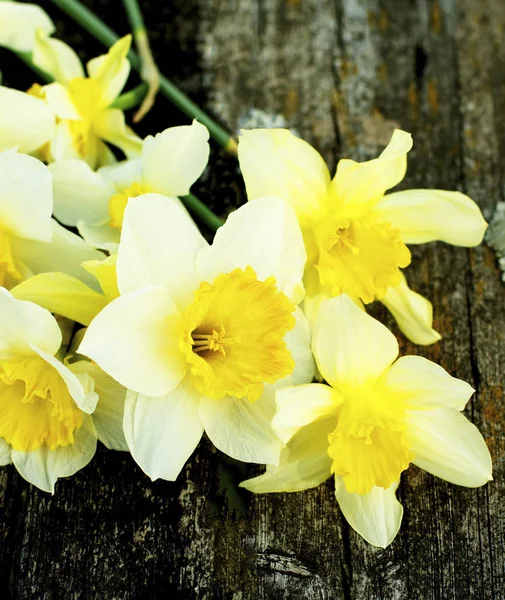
[406,407,492,487]
[70,361,128,451]
[77,221,120,253]
[79,286,186,397]
[0,150,52,242]
[284,307,316,384]
[199,385,281,465]
[49,159,115,227]
[0,1,54,52]
[11,272,107,326]
[93,108,142,158]
[335,478,403,548]
[142,121,210,196]
[312,295,398,391]
[87,35,131,107]
[381,275,441,345]
[12,220,105,288]
[378,355,474,411]
[373,189,488,247]
[238,128,331,223]
[272,383,340,444]
[240,416,335,493]
[11,414,97,493]
[329,129,413,218]
[98,158,143,190]
[0,438,12,466]
[124,381,203,481]
[196,197,306,303]
[0,87,55,154]
[0,290,61,358]
[117,193,206,305]
[32,28,84,84]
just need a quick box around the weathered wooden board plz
[1,0,505,598]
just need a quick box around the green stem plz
[181,194,223,232]
[49,0,237,153]
[110,82,148,110]
[122,0,145,34]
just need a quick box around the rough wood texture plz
[1,0,505,598]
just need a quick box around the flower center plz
[109,182,148,229]
[0,357,83,452]
[0,231,21,289]
[180,266,296,401]
[314,216,411,304]
[327,391,413,495]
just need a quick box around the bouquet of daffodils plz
[0,0,492,548]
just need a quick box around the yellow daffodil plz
[0,86,55,154]
[241,295,492,548]
[0,150,103,289]
[49,121,210,251]
[0,289,127,492]
[79,194,314,480]
[238,129,488,345]
[0,1,54,52]
[31,32,142,168]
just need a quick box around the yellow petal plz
[87,35,132,107]
[329,129,413,219]
[82,254,119,302]
[10,272,107,326]
[372,189,488,246]
[93,108,142,158]
[381,274,441,345]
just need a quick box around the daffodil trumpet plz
[238,128,488,345]
[241,295,492,548]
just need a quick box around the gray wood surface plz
[1,0,505,598]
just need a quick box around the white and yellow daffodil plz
[31,32,142,168]
[0,289,127,493]
[241,295,492,548]
[0,86,55,154]
[49,120,210,251]
[0,150,103,289]
[79,194,314,480]
[238,129,488,345]
[0,1,54,52]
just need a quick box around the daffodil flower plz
[49,121,210,251]
[238,129,488,345]
[0,1,54,52]
[0,86,55,154]
[0,289,127,493]
[0,150,103,289]
[241,295,492,548]
[31,32,142,168]
[79,194,314,480]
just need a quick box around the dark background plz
[1,1,504,598]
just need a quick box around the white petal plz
[0,151,52,242]
[196,197,306,303]
[335,478,403,548]
[11,415,97,493]
[43,82,81,119]
[240,416,335,493]
[0,1,54,52]
[284,307,316,384]
[12,220,105,289]
[199,386,281,465]
[70,361,128,451]
[79,286,186,397]
[381,275,441,345]
[406,407,492,487]
[124,381,203,481]
[312,295,398,391]
[117,193,206,306]
[373,189,488,247]
[330,130,413,218]
[92,108,142,158]
[77,220,120,253]
[49,159,115,227]
[0,290,61,358]
[32,29,84,83]
[272,383,340,444]
[238,128,331,223]
[98,158,142,190]
[0,438,12,466]
[0,87,55,154]
[142,121,210,196]
[378,355,474,410]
